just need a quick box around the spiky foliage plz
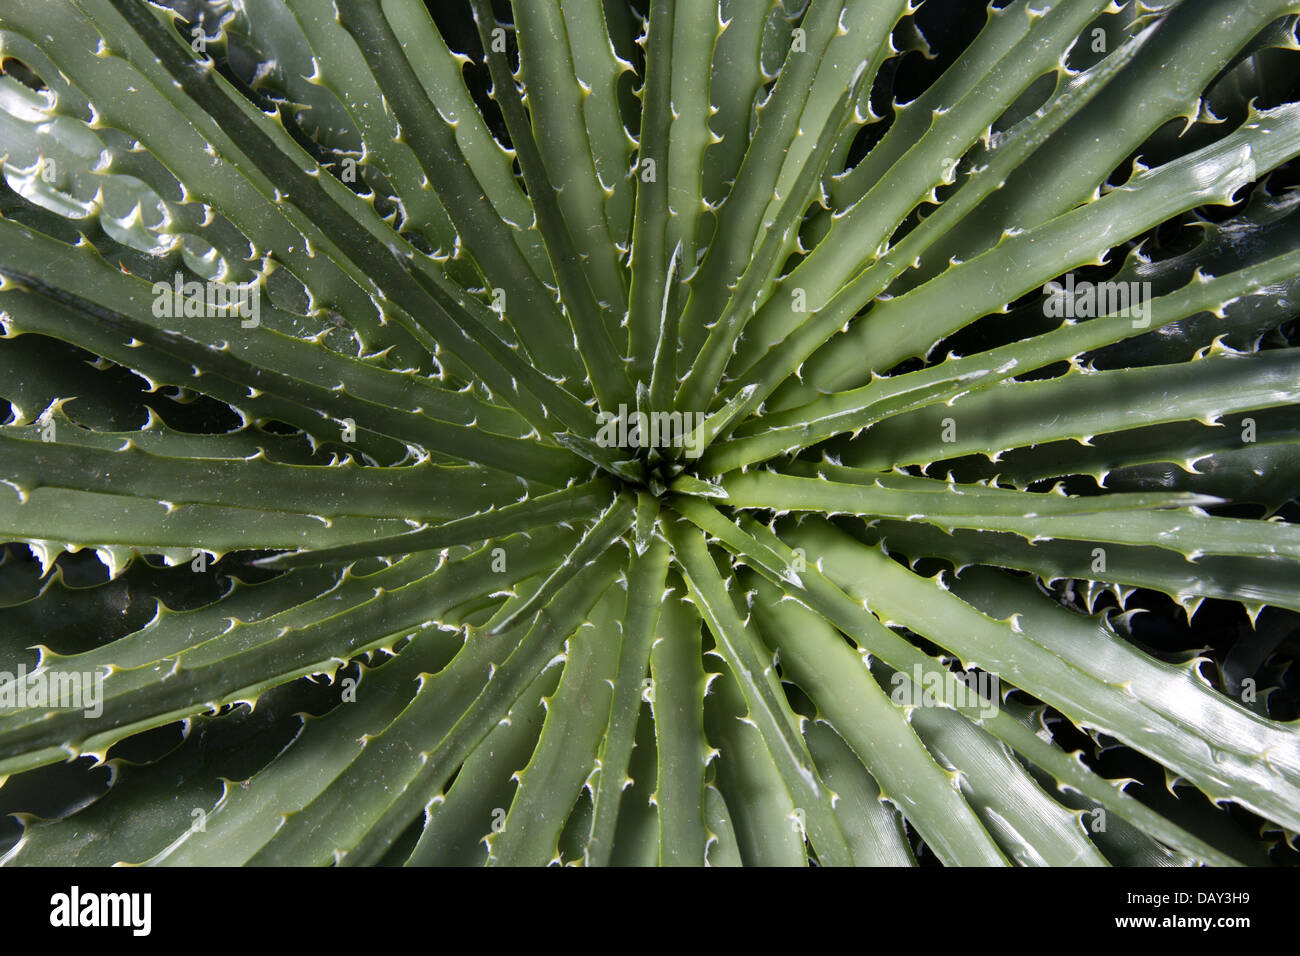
[0,0,1298,867]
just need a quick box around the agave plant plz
[0,0,1297,868]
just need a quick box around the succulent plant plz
[0,0,1298,867]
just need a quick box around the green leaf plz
[586,537,671,866]
[650,584,711,865]
[487,491,635,636]
[744,572,1010,866]
[253,479,615,569]
[665,517,854,866]
[844,349,1300,472]
[487,584,625,865]
[794,523,1300,834]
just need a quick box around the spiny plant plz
[0,0,1298,867]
